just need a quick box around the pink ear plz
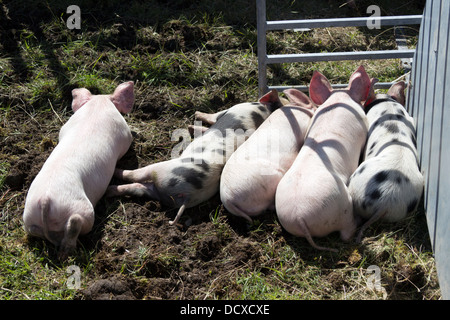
[259,89,280,104]
[71,88,92,112]
[283,89,315,109]
[309,71,333,105]
[387,81,406,105]
[111,81,134,114]
[347,65,371,103]
[363,78,379,107]
[259,89,283,110]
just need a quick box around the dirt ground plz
[0,0,438,300]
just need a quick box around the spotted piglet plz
[348,81,424,242]
[107,90,282,225]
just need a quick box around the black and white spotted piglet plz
[348,81,424,242]
[106,90,282,225]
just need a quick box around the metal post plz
[257,0,268,97]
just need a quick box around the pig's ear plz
[309,71,332,105]
[111,81,134,114]
[279,97,290,105]
[364,78,379,107]
[71,88,92,112]
[259,89,283,109]
[387,81,406,106]
[283,89,315,109]
[347,65,371,103]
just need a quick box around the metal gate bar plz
[257,0,422,96]
[266,15,423,30]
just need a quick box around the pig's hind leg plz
[106,182,161,200]
[113,161,165,183]
[58,204,94,260]
[194,110,227,125]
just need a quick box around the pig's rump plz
[275,164,352,238]
[220,158,286,219]
[152,158,225,209]
[23,140,113,243]
[348,152,423,223]
[23,184,94,244]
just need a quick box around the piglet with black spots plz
[348,81,424,242]
[107,90,282,225]
[23,82,134,258]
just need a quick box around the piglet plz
[348,81,423,242]
[275,66,374,252]
[220,89,316,222]
[107,90,282,225]
[23,82,134,258]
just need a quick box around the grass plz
[227,221,437,300]
[0,0,440,300]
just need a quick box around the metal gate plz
[256,0,422,96]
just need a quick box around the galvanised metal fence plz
[408,0,449,300]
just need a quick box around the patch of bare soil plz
[76,195,272,300]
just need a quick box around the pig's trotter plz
[188,124,209,137]
[113,168,125,179]
[169,203,187,226]
[105,185,119,197]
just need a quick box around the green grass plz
[0,163,9,190]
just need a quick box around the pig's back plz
[223,105,313,179]
[53,97,132,204]
[307,97,367,178]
